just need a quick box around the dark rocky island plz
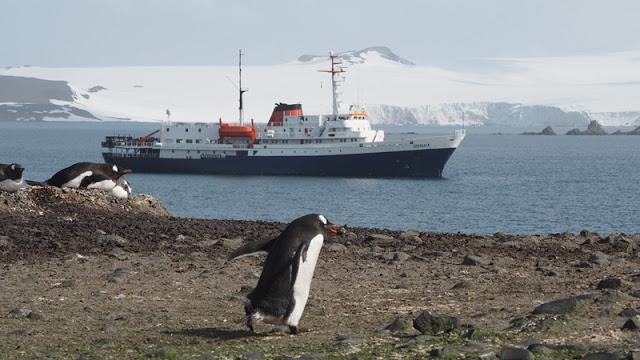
[566,120,608,135]
[1,187,639,359]
[612,125,640,135]
[521,126,556,135]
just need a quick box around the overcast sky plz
[2,0,640,67]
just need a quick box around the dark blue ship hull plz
[102,147,457,178]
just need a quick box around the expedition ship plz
[102,52,465,177]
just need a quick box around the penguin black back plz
[0,163,25,192]
[44,162,130,188]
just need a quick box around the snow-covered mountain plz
[297,46,415,66]
[1,46,640,126]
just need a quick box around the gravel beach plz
[1,188,639,359]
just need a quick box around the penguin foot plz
[288,326,299,335]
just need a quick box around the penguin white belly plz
[0,178,22,192]
[110,185,129,199]
[61,171,92,188]
[286,234,324,327]
[87,179,116,191]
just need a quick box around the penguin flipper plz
[25,180,47,186]
[227,236,278,261]
[80,174,109,188]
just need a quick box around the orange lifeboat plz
[218,119,256,144]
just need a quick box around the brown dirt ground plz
[1,188,639,359]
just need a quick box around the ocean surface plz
[1,121,638,235]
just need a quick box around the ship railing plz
[104,152,160,158]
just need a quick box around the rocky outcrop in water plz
[521,126,556,135]
[566,120,607,135]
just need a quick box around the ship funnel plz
[267,103,303,126]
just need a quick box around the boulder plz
[463,255,489,266]
[413,311,460,335]
[532,297,577,315]
[597,278,622,290]
[500,346,534,360]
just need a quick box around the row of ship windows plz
[166,128,203,133]
[261,138,359,144]
[166,139,206,144]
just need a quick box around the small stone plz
[325,243,347,252]
[239,352,264,360]
[286,354,324,360]
[413,310,459,335]
[147,347,177,358]
[582,352,622,360]
[452,280,473,289]
[399,230,420,240]
[479,352,497,360]
[631,290,640,298]
[619,307,639,317]
[176,234,189,241]
[107,268,129,283]
[630,351,640,360]
[108,247,128,260]
[218,238,243,249]
[197,239,218,247]
[463,255,489,266]
[0,235,11,247]
[589,251,610,265]
[622,317,640,331]
[532,297,577,315]
[384,317,412,333]
[500,346,534,360]
[597,278,622,290]
[423,251,451,257]
[528,344,553,354]
[392,252,411,262]
[78,354,101,360]
[367,233,397,246]
[7,308,41,320]
[98,234,128,246]
[94,338,113,348]
[335,335,365,353]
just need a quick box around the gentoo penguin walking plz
[26,162,131,191]
[110,177,132,199]
[229,214,344,335]
[0,163,25,192]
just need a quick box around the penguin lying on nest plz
[0,163,25,193]
[26,162,133,198]
[229,214,344,335]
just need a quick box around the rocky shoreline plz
[1,188,640,359]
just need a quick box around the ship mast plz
[319,51,346,116]
[238,49,248,125]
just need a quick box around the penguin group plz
[0,161,133,198]
[4,161,343,336]
[229,213,345,335]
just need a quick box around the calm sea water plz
[1,121,638,235]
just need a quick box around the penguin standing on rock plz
[0,163,25,192]
[26,162,131,191]
[229,214,344,335]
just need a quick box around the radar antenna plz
[319,51,346,116]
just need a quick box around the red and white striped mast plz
[319,51,346,116]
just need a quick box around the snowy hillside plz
[1,47,640,126]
